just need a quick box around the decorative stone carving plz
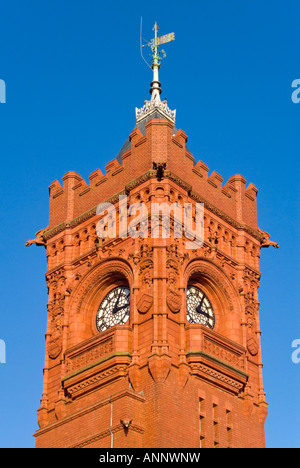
[166,242,179,258]
[65,364,128,398]
[241,267,260,357]
[245,306,259,356]
[135,98,176,124]
[136,293,153,314]
[153,162,166,182]
[65,337,114,374]
[246,335,259,356]
[128,240,153,266]
[48,306,63,359]
[46,269,67,360]
[258,228,279,249]
[190,363,245,393]
[128,363,141,392]
[166,286,181,313]
[202,336,245,370]
[136,259,154,314]
[148,353,171,383]
[167,262,182,314]
[166,259,181,313]
[25,228,47,247]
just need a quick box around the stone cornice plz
[186,350,248,378]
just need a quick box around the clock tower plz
[29,23,278,448]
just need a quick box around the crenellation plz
[208,171,224,189]
[72,180,87,192]
[245,182,258,201]
[88,168,104,184]
[49,179,63,193]
[194,160,209,179]
[105,158,122,174]
[46,118,259,234]
[223,180,238,194]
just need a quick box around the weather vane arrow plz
[140,20,175,101]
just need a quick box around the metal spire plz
[150,22,162,101]
[136,21,176,123]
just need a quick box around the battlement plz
[48,117,258,231]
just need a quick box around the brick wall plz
[34,116,268,448]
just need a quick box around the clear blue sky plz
[0,0,299,448]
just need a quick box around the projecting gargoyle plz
[258,228,279,249]
[153,162,166,181]
[25,228,48,247]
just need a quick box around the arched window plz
[67,260,133,347]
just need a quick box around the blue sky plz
[0,0,299,448]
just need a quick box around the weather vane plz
[140,19,175,101]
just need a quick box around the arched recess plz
[67,258,134,348]
[184,258,243,344]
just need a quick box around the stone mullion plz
[160,241,169,354]
[178,281,187,362]
[152,240,169,352]
[151,239,160,353]
[131,261,140,363]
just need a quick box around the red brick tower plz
[29,25,278,448]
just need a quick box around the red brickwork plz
[33,116,269,448]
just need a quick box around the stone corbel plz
[37,395,49,429]
[258,400,269,424]
[128,362,142,393]
[177,361,190,388]
[55,388,67,419]
[148,353,171,383]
